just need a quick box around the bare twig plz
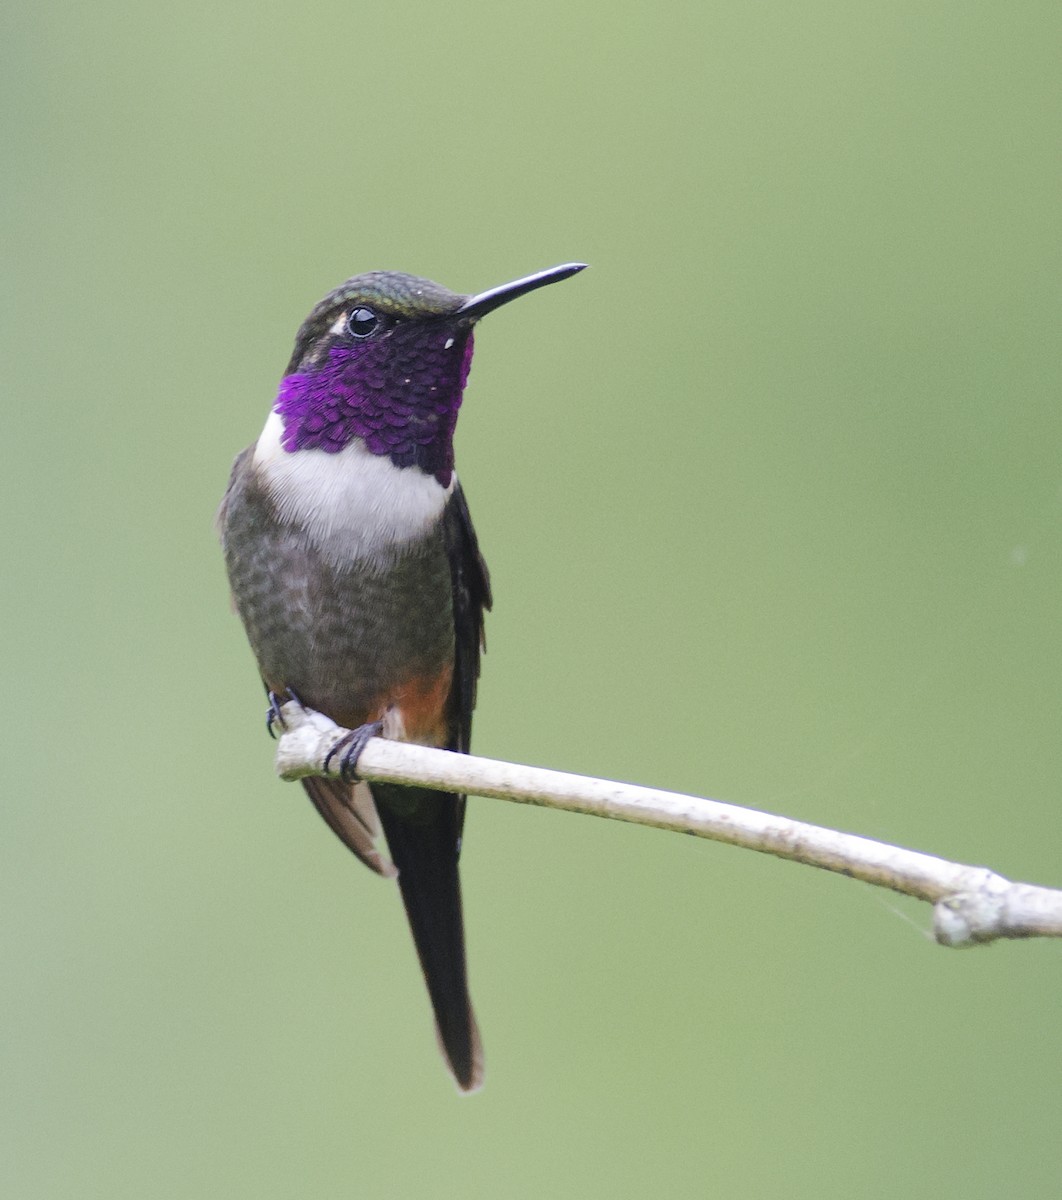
[273,701,1062,948]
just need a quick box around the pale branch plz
[272,701,1062,948]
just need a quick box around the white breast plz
[252,410,453,562]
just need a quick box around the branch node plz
[933,886,1008,948]
[274,702,344,781]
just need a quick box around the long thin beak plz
[458,262,588,320]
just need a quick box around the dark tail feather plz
[373,783,483,1093]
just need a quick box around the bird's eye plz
[347,307,379,338]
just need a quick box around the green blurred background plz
[4,2,1061,1196]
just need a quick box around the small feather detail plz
[276,328,475,486]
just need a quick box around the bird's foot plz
[266,688,303,739]
[323,719,385,783]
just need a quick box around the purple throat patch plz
[275,326,474,486]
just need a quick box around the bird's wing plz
[443,479,492,759]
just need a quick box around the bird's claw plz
[266,688,304,739]
[323,719,385,783]
[265,691,286,739]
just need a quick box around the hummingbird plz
[218,262,587,1092]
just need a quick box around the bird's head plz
[273,264,587,486]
